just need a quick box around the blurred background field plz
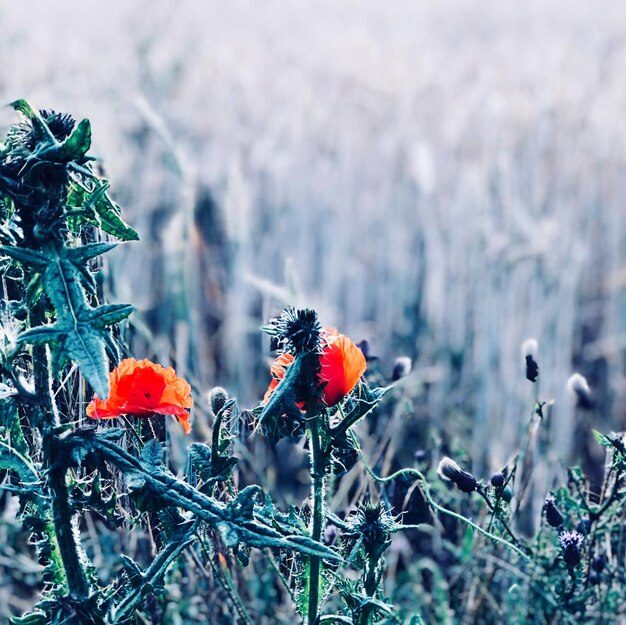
[2,2,626,611]
[3,0,626,474]
[3,0,626,477]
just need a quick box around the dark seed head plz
[414,449,429,464]
[490,472,505,488]
[344,502,395,560]
[357,339,375,361]
[208,386,229,415]
[521,339,539,382]
[525,355,539,382]
[559,531,584,568]
[544,497,564,528]
[391,356,412,381]
[567,373,594,409]
[437,457,477,493]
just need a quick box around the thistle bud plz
[521,339,539,382]
[559,530,584,568]
[437,457,477,493]
[490,472,505,488]
[263,307,321,354]
[208,386,229,415]
[392,357,412,381]
[344,502,394,561]
[544,496,564,528]
[567,373,594,409]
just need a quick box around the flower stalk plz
[47,444,91,599]
[307,414,326,625]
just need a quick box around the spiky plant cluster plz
[0,104,88,243]
[344,501,395,561]
[263,307,322,354]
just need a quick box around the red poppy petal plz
[319,333,366,406]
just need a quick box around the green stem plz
[48,452,90,598]
[357,564,379,625]
[363,465,531,561]
[113,522,196,621]
[308,415,325,625]
[30,300,91,599]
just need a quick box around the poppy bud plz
[208,386,229,415]
[521,339,539,382]
[544,497,564,528]
[392,357,412,381]
[559,531,584,568]
[490,472,505,488]
[567,373,594,409]
[437,457,477,493]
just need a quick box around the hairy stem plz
[47,455,90,599]
[308,416,325,625]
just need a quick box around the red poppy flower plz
[263,328,366,407]
[86,358,193,434]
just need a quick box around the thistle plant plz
[0,103,343,625]
[2,100,625,625]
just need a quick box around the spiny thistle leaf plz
[119,555,144,589]
[67,178,139,241]
[0,245,48,269]
[16,249,132,397]
[10,612,49,625]
[188,443,213,482]
[141,439,165,472]
[65,241,118,264]
[0,439,39,483]
[18,326,65,345]
[88,303,133,329]
[259,352,305,425]
[68,431,343,561]
[10,99,57,144]
[50,118,91,162]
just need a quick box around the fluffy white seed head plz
[521,338,538,359]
